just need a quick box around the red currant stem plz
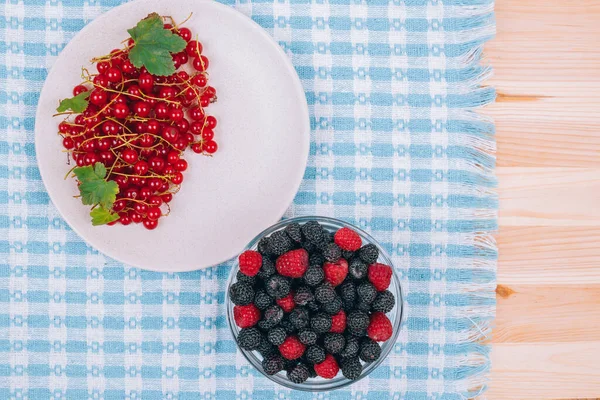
[53,111,75,117]
[110,171,175,180]
[163,202,172,216]
[63,165,77,180]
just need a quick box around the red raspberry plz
[330,310,346,333]
[276,292,296,313]
[238,250,262,277]
[334,227,362,251]
[323,258,348,287]
[368,263,392,291]
[314,354,339,379]
[278,336,306,360]
[233,304,261,328]
[276,249,308,278]
[367,312,393,342]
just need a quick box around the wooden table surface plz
[484,1,600,398]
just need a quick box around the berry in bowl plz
[226,216,403,391]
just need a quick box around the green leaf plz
[127,13,187,76]
[73,162,119,209]
[56,90,90,113]
[90,206,120,226]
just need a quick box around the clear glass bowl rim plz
[226,216,404,392]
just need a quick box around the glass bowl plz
[226,216,404,391]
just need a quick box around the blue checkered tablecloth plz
[0,0,497,398]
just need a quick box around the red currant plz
[73,85,87,96]
[205,115,217,129]
[106,67,122,83]
[163,165,176,177]
[190,107,204,121]
[113,199,127,212]
[76,155,86,166]
[203,140,218,154]
[167,151,180,165]
[138,73,154,91]
[93,74,109,88]
[201,129,214,141]
[178,27,192,41]
[148,177,163,190]
[147,120,160,134]
[114,175,129,189]
[169,106,184,122]
[185,133,194,144]
[205,86,216,97]
[139,134,155,147]
[159,87,176,100]
[191,143,202,153]
[190,121,203,135]
[176,52,188,66]
[111,93,127,104]
[131,212,144,224]
[148,196,163,207]
[121,59,136,75]
[62,137,74,149]
[102,121,119,135]
[134,160,149,175]
[192,74,207,87]
[162,126,179,143]
[81,140,96,152]
[139,186,153,200]
[149,157,165,173]
[127,85,142,98]
[164,23,173,30]
[173,138,187,151]
[176,118,190,133]
[133,101,151,117]
[146,207,161,220]
[174,159,188,171]
[121,148,138,164]
[59,122,70,134]
[162,193,173,203]
[176,71,190,82]
[134,202,148,214]
[124,187,139,199]
[171,172,184,185]
[119,213,132,225]
[183,88,197,101]
[99,151,115,166]
[186,40,203,58]
[200,97,210,108]
[89,89,107,106]
[83,152,99,165]
[143,218,158,230]
[97,61,110,74]
[97,137,111,151]
[112,103,130,119]
[192,56,209,71]
[155,103,169,119]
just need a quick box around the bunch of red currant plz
[57,21,217,230]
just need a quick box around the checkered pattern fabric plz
[0,0,496,398]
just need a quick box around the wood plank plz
[494,284,600,343]
[484,0,600,167]
[497,226,600,284]
[497,167,600,227]
[489,343,600,400]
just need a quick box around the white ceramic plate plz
[35,0,310,272]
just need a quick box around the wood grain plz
[494,284,600,342]
[489,343,600,400]
[483,0,600,168]
[497,168,600,227]
[486,0,600,398]
[497,226,600,284]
